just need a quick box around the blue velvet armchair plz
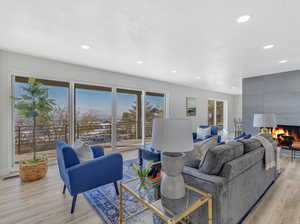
[55,141,123,213]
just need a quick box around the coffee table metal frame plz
[119,177,213,224]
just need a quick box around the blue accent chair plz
[55,141,123,213]
[138,145,161,167]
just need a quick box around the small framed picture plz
[186,97,197,117]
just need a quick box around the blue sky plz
[16,83,164,119]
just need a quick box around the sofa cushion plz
[184,136,217,168]
[219,147,265,180]
[238,138,262,153]
[199,141,244,175]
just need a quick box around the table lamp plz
[152,119,193,199]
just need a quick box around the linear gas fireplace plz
[272,125,300,147]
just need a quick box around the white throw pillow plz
[72,139,93,162]
[197,127,211,140]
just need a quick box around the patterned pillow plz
[72,139,93,162]
[197,127,211,140]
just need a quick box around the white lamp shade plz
[253,113,277,128]
[152,119,193,153]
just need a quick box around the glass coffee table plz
[119,177,212,224]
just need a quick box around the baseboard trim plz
[0,168,11,177]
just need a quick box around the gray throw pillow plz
[184,137,217,168]
[199,141,244,175]
[72,139,93,162]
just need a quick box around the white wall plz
[0,50,238,173]
[233,95,242,119]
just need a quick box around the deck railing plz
[15,121,155,154]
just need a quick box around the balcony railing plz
[15,121,156,155]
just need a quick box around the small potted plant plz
[13,77,56,182]
[131,161,153,190]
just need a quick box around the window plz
[208,99,226,130]
[116,88,142,151]
[74,84,112,151]
[144,92,165,144]
[13,76,166,165]
[14,76,69,164]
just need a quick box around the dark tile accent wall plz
[243,70,300,135]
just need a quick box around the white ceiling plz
[1,0,300,95]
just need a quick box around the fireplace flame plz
[272,127,300,142]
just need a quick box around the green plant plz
[13,77,56,161]
[131,161,153,189]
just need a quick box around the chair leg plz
[114,182,119,195]
[62,185,66,194]
[71,195,77,214]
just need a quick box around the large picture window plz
[13,76,166,165]
[145,92,165,144]
[74,84,112,151]
[116,88,142,151]
[14,76,70,164]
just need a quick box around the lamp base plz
[161,152,185,199]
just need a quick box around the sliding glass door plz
[74,84,112,151]
[145,92,165,144]
[13,76,166,165]
[116,89,142,151]
[14,76,69,164]
[208,99,225,130]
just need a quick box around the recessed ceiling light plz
[237,15,251,23]
[279,59,288,64]
[81,44,90,50]
[263,44,274,50]
[171,70,177,73]
[195,76,201,79]
[136,60,144,64]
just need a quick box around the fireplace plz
[272,125,300,147]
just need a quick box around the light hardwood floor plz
[0,152,299,224]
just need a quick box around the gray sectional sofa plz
[182,133,277,224]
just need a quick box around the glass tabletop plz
[121,178,207,224]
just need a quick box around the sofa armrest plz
[67,153,123,195]
[90,145,104,158]
[183,166,228,224]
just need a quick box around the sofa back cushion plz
[184,136,217,168]
[199,141,244,175]
[238,138,262,153]
[219,147,265,180]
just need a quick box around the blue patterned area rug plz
[84,159,145,224]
